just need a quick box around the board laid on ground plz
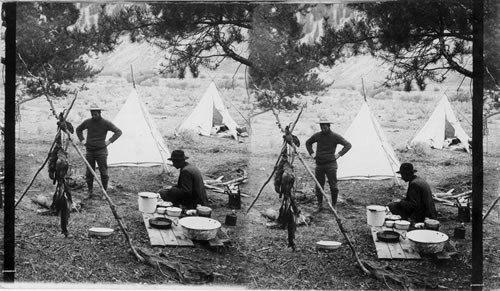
[370,226,421,260]
[142,213,230,247]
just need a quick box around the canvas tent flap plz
[410,95,470,153]
[107,89,171,168]
[336,103,401,180]
[176,82,239,140]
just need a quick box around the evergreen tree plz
[317,0,499,92]
[15,3,119,103]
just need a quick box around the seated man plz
[158,150,209,209]
[388,163,437,223]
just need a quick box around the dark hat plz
[396,162,417,174]
[168,150,189,161]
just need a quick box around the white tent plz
[107,89,171,169]
[176,82,240,140]
[337,102,401,180]
[409,95,470,153]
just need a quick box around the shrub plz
[449,91,471,102]
[177,130,196,144]
[217,79,237,90]
[410,142,431,157]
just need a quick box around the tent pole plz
[130,64,136,89]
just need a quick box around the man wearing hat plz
[76,103,122,199]
[158,150,209,209]
[305,117,352,210]
[388,162,437,223]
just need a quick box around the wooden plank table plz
[370,226,421,260]
[142,213,229,247]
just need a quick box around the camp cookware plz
[376,230,400,243]
[178,216,221,240]
[166,206,182,217]
[366,205,386,226]
[385,214,402,221]
[138,192,158,213]
[424,218,440,230]
[225,211,237,226]
[89,227,114,237]
[394,220,411,230]
[196,205,212,217]
[157,201,173,208]
[156,207,168,214]
[148,217,173,229]
[385,220,395,228]
[316,241,342,250]
[406,229,449,254]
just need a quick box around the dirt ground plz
[2,74,500,289]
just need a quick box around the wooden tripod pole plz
[290,142,369,275]
[15,137,57,208]
[62,128,144,262]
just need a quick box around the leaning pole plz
[471,0,484,289]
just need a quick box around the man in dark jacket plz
[76,104,122,199]
[388,163,437,223]
[305,118,352,210]
[158,150,209,209]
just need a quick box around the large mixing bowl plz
[406,229,449,254]
[178,216,221,240]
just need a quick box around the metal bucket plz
[366,205,386,227]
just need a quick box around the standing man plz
[305,117,352,210]
[388,163,437,223]
[76,104,122,199]
[158,150,209,209]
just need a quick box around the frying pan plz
[149,217,173,229]
[376,230,400,243]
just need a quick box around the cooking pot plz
[424,219,440,230]
[366,205,386,226]
[138,192,158,213]
[166,207,182,217]
[196,205,212,217]
[178,216,221,240]
[394,220,410,230]
[406,230,449,254]
[149,217,173,229]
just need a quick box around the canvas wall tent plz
[336,102,401,181]
[107,89,172,169]
[409,95,471,153]
[175,82,240,140]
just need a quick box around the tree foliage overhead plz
[317,0,499,92]
[15,2,119,103]
[248,5,329,111]
[101,3,329,111]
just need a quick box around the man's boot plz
[331,188,339,209]
[86,182,94,199]
[316,192,323,211]
[101,178,108,200]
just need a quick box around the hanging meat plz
[274,146,299,250]
[48,114,74,237]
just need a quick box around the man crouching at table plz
[158,150,209,209]
[388,162,437,223]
